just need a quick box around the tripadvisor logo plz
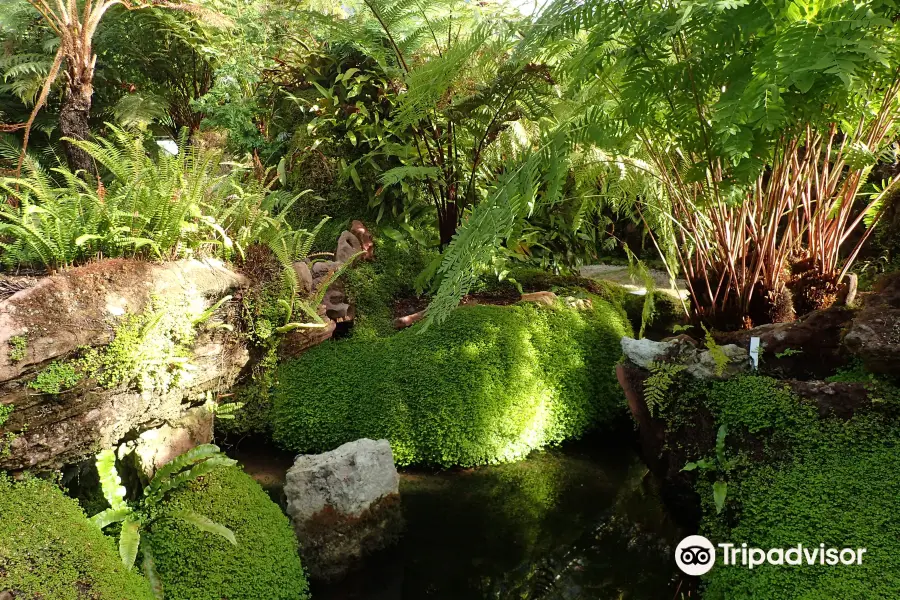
[676,535,716,575]
[675,536,867,575]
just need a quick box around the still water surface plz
[231,435,684,600]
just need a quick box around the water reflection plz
[311,436,684,600]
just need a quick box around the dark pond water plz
[228,434,686,600]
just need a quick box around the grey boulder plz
[284,438,403,580]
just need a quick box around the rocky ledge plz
[616,272,900,524]
[0,259,249,472]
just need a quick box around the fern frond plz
[171,510,237,546]
[90,507,134,530]
[145,444,234,503]
[96,449,128,511]
[119,518,141,570]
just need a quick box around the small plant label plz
[749,336,760,371]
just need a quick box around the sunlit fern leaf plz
[113,93,169,129]
[95,449,129,510]
[90,507,134,530]
[423,130,569,327]
[119,518,141,570]
[379,165,442,185]
[144,444,231,502]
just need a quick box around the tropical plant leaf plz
[90,507,133,530]
[715,424,728,465]
[147,444,225,497]
[713,480,728,514]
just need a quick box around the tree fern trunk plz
[60,59,95,176]
[438,201,459,247]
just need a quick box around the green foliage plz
[343,234,439,339]
[28,360,81,394]
[19,292,233,403]
[94,7,219,133]
[625,249,660,338]
[0,402,17,458]
[703,429,900,599]
[8,334,26,362]
[682,425,736,514]
[0,404,12,430]
[420,0,900,326]
[212,380,274,438]
[536,0,900,178]
[774,347,803,359]
[694,375,819,441]
[80,297,207,394]
[423,130,572,327]
[303,0,556,244]
[670,373,900,597]
[0,474,155,600]
[703,324,731,377]
[203,390,244,421]
[825,360,873,384]
[285,44,411,221]
[643,361,686,417]
[91,445,237,582]
[144,466,310,600]
[272,299,632,467]
[0,127,308,270]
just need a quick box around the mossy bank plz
[145,466,310,600]
[272,298,632,467]
[663,374,900,599]
[0,475,156,600]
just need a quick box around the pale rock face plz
[620,337,674,369]
[620,336,749,380]
[292,261,314,295]
[335,230,363,264]
[286,438,399,517]
[0,258,248,471]
[122,407,215,479]
[284,438,402,580]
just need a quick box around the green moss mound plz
[0,475,155,600]
[272,300,632,466]
[145,466,309,600]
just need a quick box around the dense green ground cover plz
[343,236,439,340]
[145,466,309,600]
[0,475,155,600]
[272,299,632,466]
[678,375,900,599]
[704,430,900,599]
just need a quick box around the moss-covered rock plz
[272,299,632,467]
[0,475,155,600]
[145,466,309,600]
